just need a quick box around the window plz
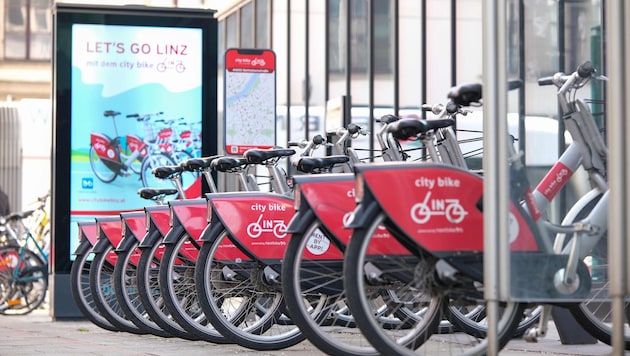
[240,2,254,48]
[5,0,52,60]
[328,0,392,74]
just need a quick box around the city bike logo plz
[246,213,287,239]
[410,191,468,224]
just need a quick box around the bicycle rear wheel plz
[0,246,48,315]
[89,145,118,183]
[141,153,178,189]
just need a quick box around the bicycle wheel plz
[159,231,227,343]
[136,233,198,340]
[344,211,525,355]
[89,145,118,183]
[195,223,305,350]
[89,239,147,334]
[282,218,379,355]
[112,240,171,337]
[140,153,178,189]
[0,246,48,315]
[556,192,630,349]
[70,242,118,331]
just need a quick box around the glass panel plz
[226,14,238,48]
[240,2,254,48]
[29,33,50,60]
[255,0,269,48]
[4,32,26,59]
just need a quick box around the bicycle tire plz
[136,233,198,340]
[89,145,118,183]
[560,192,630,349]
[195,223,305,350]
[88,239,147,334]
[158,231,227,343]
[281,218,379,355]
[112,240,171,337]
[343,211,525,355]
[140,153,178,189]
[70,242,118,331]
[0,246,48,315]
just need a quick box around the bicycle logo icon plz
[410,191,468,224]
[246,214,287,238]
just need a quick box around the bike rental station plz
[46,1,630,355]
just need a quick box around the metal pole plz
[604,1,629,353]
[305,0,310,139]
[482,0,509,354]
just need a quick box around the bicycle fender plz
[162,225,186,244]
[115,234,139,253]
[73,240,93,256]
[198,220,224,243]
[285,209,316,235]
[344,200,381,229]
[91,237,113,254]
[138,228,162,249]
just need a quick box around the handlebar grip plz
[312,135,325,145]
[126,113,139,118]
[445,101,458,114]
[346,123,360,135]
[287,141,299,147]
[421,104,433,111]
[537,76,554,86]
[577,61,594,78]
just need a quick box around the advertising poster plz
[224,48,276,155]
[70,24,203,253]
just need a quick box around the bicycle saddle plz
[447,83,482,106]
[152,165,183,179]
[388,118,455,140]
[378,114,401,124]
[181,155,223,171]
[295,155,350,174]
[103,110,120,117]
[211,157,248,172]
[244,148,296,164]
[137,188,179,200]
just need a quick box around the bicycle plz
[280,101,472,355]
[340,61,617,355]
[0,210,49,315]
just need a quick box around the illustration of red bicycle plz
[89,110,177,186]
[410,191,469,224]
[246,214,288,238]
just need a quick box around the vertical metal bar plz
[450,0,457,87]
[286,0,291,141]
[605,2,629,354]
[557,0,567,217]
[421,1,427,121]
[518,0,526,160]
[305,0,310,139]
[324,0,330,103]
[482,0,509,354]
[393,0,399,116]
[344,0,352,128]
[368,0,374,158]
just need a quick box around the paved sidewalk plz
[0,307,618,355]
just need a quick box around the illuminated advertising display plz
[53,4,217,274]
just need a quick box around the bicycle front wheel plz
[195,223,305,350]
[282,217,379,355]
[159,231,226,343]
[0,246,48,315]
[70,242,117,331]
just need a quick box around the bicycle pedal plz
[119,170,131,177]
